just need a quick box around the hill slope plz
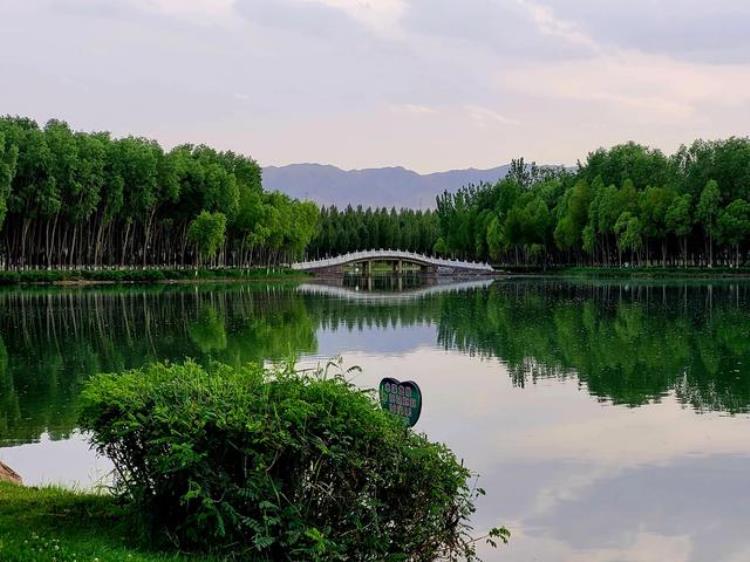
[262,163,512,208]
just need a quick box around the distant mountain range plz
[262,163,513,209]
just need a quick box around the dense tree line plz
[0,116,319,269]
[436,140,750,267]
[307,205,438,258]
[6,116,749,270]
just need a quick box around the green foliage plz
[555,179,593,250]
[0,131,18,229]
[614,212,643,254]
[435,138,750,267]
[580,142,673,189]
[0,116,318,269]
[308,204,438,258]
[697,180,721,233]
[188,211,227,264]
[718,199,750,247]
[717,199,750,266]
[666,193,693,237]
[79,361,500,561]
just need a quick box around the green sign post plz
[379,377,422,427]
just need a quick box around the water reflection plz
[0,285,316,445]
[437,281,750,412]
[342,272,430,292]
[1,280,750,447]
[335,350,750,562]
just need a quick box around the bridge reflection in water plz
[345,272,423,292]
[298,275,495,302]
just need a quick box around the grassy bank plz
[0,267,309,286]
[554,266,750,279]
[494,264,750,278]
[0,482,214,562]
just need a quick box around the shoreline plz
[3,266,750,287]
[533,267,750,280]
[0,268,311,287]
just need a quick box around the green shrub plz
[0,271,20,285]
[79,361,503,560]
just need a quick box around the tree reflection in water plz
[1,280,750,446]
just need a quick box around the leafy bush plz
[80,361,504,560]
[0,271,20,285]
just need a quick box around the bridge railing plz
[291,249,494,272]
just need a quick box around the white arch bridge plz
[291,250,496,276]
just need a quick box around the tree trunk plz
[20,218,31,268]
[121,222,131,267]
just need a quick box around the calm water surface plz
[2,278,750,561]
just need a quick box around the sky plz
[1,0,750,173]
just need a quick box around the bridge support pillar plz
[392,260,402,274]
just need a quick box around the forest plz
[0,117,318,269]
[434,139,750,268]
[3,115,750,270]
[301,138,750,269]
[306,205,438,258]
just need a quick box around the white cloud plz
[299,0,406,35]
[465,105,520,127]
[504,49,750,123]
[530,464,616,517]
[565,532,693,562]
[727,546,750,562]
[390,103,437,115]
[475,531,693,562]
[516,0,599,51]
[129,0,236,23]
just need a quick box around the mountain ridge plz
[262,163,513,208]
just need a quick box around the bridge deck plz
[291,250,494,273]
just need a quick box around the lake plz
[1,277,750,561]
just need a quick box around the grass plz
[0,267,309,286]
[0,483,216,562]
[494,264,750,278]
[556,265,750,278]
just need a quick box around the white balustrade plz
[292,250,494,272]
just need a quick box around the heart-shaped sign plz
[379,377,422,428]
